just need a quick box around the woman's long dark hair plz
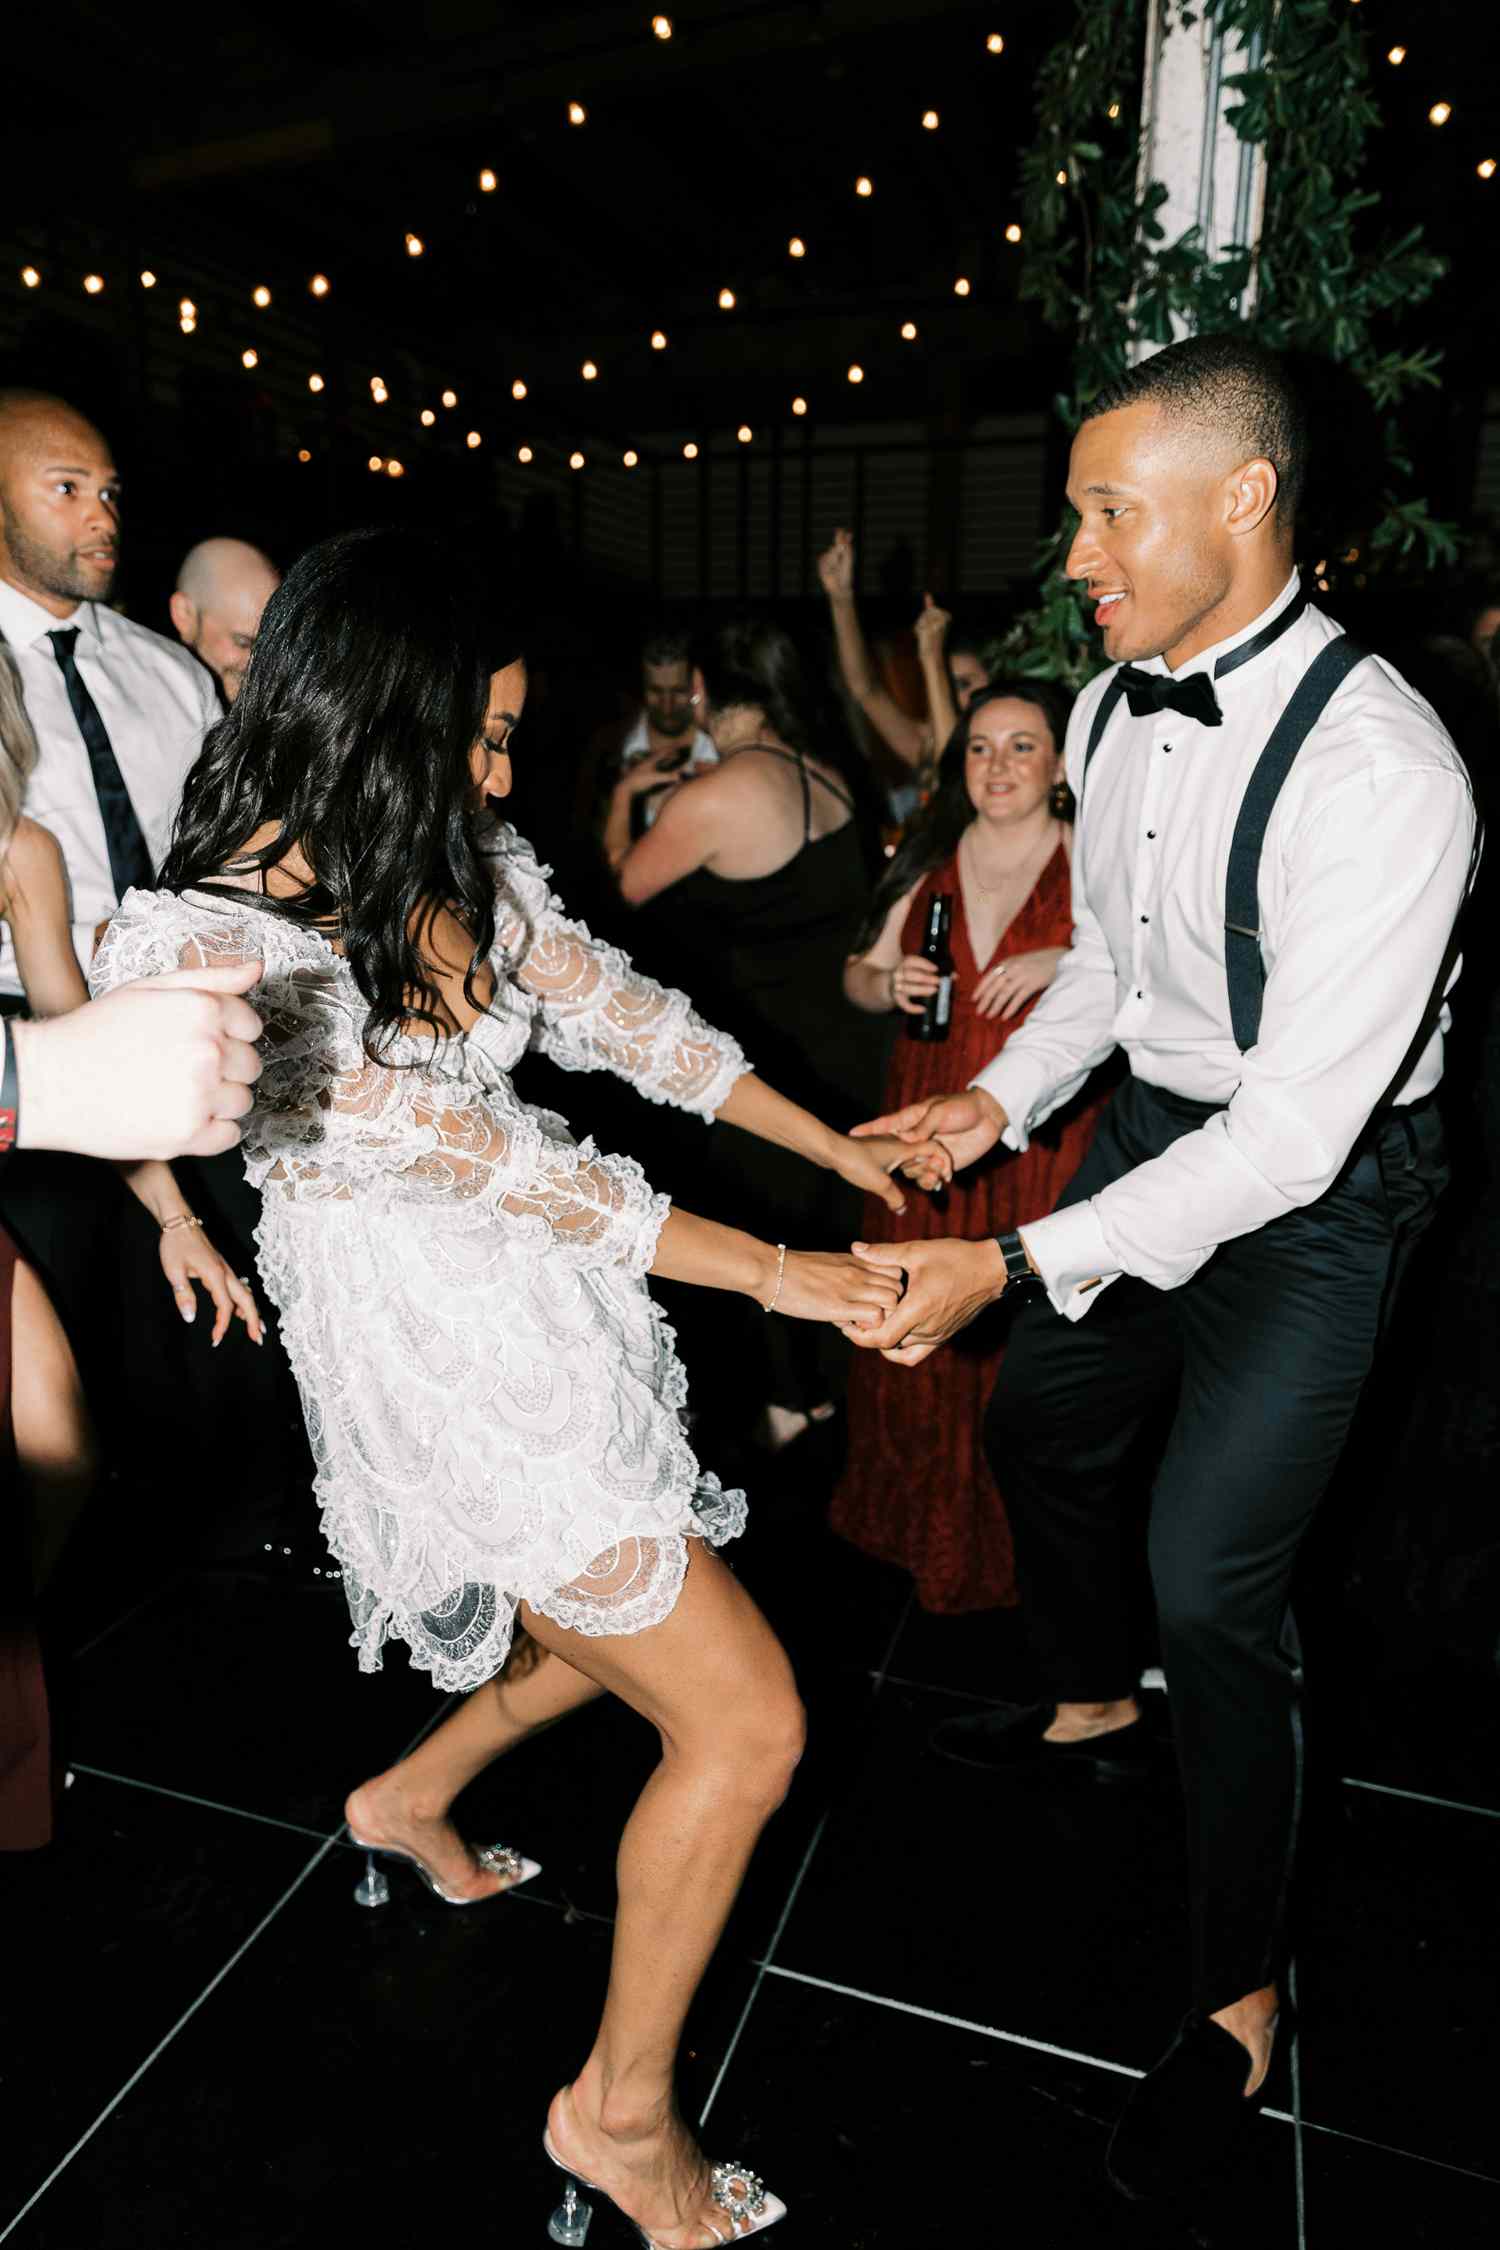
[162,526,522,1057]
[851,676,1074,953]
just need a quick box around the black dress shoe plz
[1106,2009,1277,2202]
[927,1702,1151,1779]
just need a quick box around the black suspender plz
[1078,636,1369,1055]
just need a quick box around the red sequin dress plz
[830,842,1106,1612]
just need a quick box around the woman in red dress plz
[832,680,1106,1612]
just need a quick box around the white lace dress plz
[90,826,752,1692]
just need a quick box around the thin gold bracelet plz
[762,1242,788,1314]
[160,1212,205,1236]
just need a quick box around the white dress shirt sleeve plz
[1021,761,1476,1319]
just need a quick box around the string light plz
[901,321,918,340]
[518,445,534,463]
[368,456,384,472]
[253,284,272,307]
[652,13,672,36]
[1004,222,1023,243]
[308,373,325,392]
[179,297,197,319]
[405,233,425,257]
[479,168,497,192]
[241,349,259,370]
[370,376,388,400]
[855,176,873,197]
[309,273,330,296]
[986,33,1004,54]
[570,450,586,469]
[21,266,40,288]
[1056,168,1069,184]
[297,449,312,463]
[83,273,105,295]
[420,408,436,426]
[180,314,196,334]
[1107,102,1122,119]
[718,287,736,309]
[442,389,458,408]
[737,425,753,443]
[1429,101,1452,125]
[568,100,587,125]
[954,276,972,296]
[651,329,668,349]
[1387,45,1406,65]
[140,270,157,288]
[847,364,864,384]
[683,441,699,459]
[386,459,405,478]
[1480,158,1497,179]
[922,110,939,131]
[466,430,482,448]
[792,396,808,416]
[582,359,598,380]
[511,378,528,400]
[788,237,806,258]
[623,449,639,468]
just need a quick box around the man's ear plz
[1226,457,1279,540]
[168,591,197,645]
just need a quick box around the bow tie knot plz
[1116,664,1223,729]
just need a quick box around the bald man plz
[169,536,279,704]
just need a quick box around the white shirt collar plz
[0,576,101,651]
[1148,570,1303,682]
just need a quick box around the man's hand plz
[817,527,855,601]
[827,1129,950,1215]
[15,960,265,1160]
[845,1237,1009,1365]
[852,1086,1007,1185]
[618,744,688,795]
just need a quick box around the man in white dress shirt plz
[169,536,280,706]
[849,336,1476,2195]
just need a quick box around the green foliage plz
[1000,0,1455,690]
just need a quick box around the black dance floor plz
[3,1457,1498,2250]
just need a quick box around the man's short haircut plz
[1085,332,1307,521]
[641,623,694,671]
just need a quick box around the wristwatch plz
[995,1229,1047,1302]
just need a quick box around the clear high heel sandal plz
[348,1832,541,1908]
[543,2130,787,2247]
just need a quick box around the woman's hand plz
[889,951,944,1017]
[971,947,1066,1022]
[817,528,856,600]
[158,1226,265,1347]
[828,1130,952,1210]
[913,592,951,654]
[775,1247,904,1329]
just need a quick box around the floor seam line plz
[1339,1775,1500,1821]
[1289,1956,1308,2249]
[68,1764,333,1844]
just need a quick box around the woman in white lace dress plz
[92,531,929,2248]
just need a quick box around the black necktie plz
[47,627,154,899]
[1116,665,1223,729]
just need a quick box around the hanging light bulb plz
[140,270,157,288]
[518,445,534,463]
[179,297,197,319]
[788,237,806,258]
[986,33,1005,54]
[21,266,41,288]
[582,359,598,380]
[1480,158,1497,178]
[954,276,972,296]
[855,176,873,197]
[512,378,527,400]
[1107,102,1122,119]
[623,449,639,467]
[1428,101,1452,125]
[652,13,673,37]
[405,233,425,257]
[241,349,259,369]
[651,329,668,350]
[900,321,918,340]
[921,110,939,130]
[83,273,105,295]
[370,374,386,395]
[1387,45,1406,65]
[368,456,384,473]
[466,430,482,448]
[180,314,197,334]
[1004,223,1023,243]
[442,389,458,408]
[297,449,312,463]
[568,100,587,125]
[479,168,497,192]
[737,425,753,443]
[308,373,325,392]
[570,450,586,469]
[1056,168,1069,185]
[791,396,808,416]
[420,408,436,426]
[386,459,405,478]
[309,273,331,296]
[846,364,864,384]
[253,284,272,307]
[718,286,736,309]
[683,441,699,459]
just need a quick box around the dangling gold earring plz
[1049,778,1074,819]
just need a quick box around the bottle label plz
[934,975,952,1028]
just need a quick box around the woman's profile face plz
[951,651,991,711]
[469,659,528,805]
[963,697,1062,824]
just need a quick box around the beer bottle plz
[907,894,954,1043]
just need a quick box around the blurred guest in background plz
[818,525,933,777]
[594,624,718,869]
[169,536,280,706]
[1465,583,1500,665]
[616,617,888,1450]
[834,680,1103,1609]
[913,591,993,755]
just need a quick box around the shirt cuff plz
[1019,1203,1120,1323]
[970,1049,1054,1153]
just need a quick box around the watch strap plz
[996,1229,1045,1296]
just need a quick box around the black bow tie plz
[1116,665,1223,729]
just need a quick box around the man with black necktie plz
[848,336,1476,2200]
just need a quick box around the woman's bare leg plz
[523,1543,805,2249]
[346,1635,607,1900]
[10,1259,97,1593]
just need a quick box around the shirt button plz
[1140,914,1149,924]
[1162,744,1173,754]
[1136,988,1144,999]
[1146,829,1157,839]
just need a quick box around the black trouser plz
[985,1075,1447,2015]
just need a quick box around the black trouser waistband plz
[1128,1074,1440,1140]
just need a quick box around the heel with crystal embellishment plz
[542,2126,786,2246]
[547,2176,592,2245]
[353,1851,391,1908]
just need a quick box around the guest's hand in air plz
[156,1219,265,1347]
[971,947,1066,1022]
[913,592,951,657]
[816,527,856,600]
[843,1237,1009,1364]
[852,1086,1008,1186]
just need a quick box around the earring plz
[690,693,701,705]
[1049,779,1074,819]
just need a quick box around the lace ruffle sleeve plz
[88,884,244,996]
[484,825,749,1118]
